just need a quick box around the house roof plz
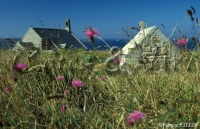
[32,28,87,49]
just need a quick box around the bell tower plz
[65,18,71,32]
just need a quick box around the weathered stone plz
[138,21,147,31]
[120,22,181,73]
[155,43,162,47]
[146,56,155,62]
[143,46,151,52]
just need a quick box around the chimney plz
[65,18,71,32]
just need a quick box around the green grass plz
[0,49,200,129]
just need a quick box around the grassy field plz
[0,48,200,129]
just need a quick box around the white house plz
[12,18,87,51]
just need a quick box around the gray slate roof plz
[32,28,86,49]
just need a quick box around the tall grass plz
[0,48,199,128]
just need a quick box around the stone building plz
[120,21,181,72]
[12,18,87,51]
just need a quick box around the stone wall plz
[22,27,42,49]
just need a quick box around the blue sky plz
[0,0,199,39]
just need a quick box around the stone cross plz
[138,21,146,31]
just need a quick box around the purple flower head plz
[4,86,13,93]
[85,27,99,43]
[56,75,65,81]
[60,104,66,112]
[99,76,105,81]
[127,111,146,125]
[85,28,99,38]
[177,38,188,46]
[114,58,121,65]
[72,80,83,87]
[64,90,69,95]
[13,63,27,71]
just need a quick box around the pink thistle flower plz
[127,111,146,125]
[85,28,99,38]
[60,104,66,112]
[64,90,69,95]
[56,75,65,81]
[114,58,121,65]
[4,86,13,93]
[13,63,27,71]
[99,76,105,81]
[85,27,99,43]
[72,80,83,87]
[177,38,188,46]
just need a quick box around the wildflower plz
[126,111,146,125]
[99,76,105,81]
[13,63,27,71]
[56,75,65,81]
[177,38,188,46]
[114,58,121,65]
[60,104,66,112]
[64,90,69,95]
[85,27,99,38]
[85,27,99,43]
[72,80,83,87]
[4,86,13,93]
